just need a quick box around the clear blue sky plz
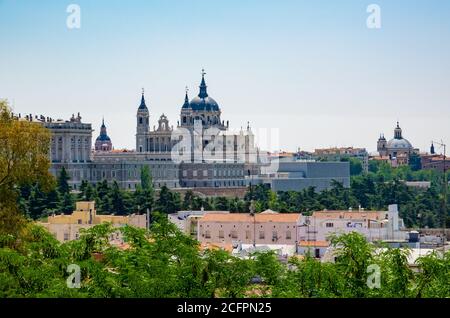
[1,0,450,153]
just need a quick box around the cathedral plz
[377,122,418,165]
[16,71,260,190]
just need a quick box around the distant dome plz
[189,95,220,112]
[96,134,111,142]
[95,118,113,152]
[387,138,412,149]
[187,70,221,112]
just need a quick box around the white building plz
[298,204,406,243]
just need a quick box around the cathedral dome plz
[188,70,221,112]
[96,134,111,142]
[189,95,220,112]
[386,122,413,150]
[387,138,412,150]
[95,119,113,152]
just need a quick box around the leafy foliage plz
[1,219,448,298]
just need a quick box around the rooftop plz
[199,212,301,223]
[312,210,384,220]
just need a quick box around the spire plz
[430,142,435,155]
[99,118,108,136]
[199,69,208,98]
[139,88,148,110]
[182,86,190,109]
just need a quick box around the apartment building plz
[197,210,302,245]
[39,201,147,242]
[299,204,406,243]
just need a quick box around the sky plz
[1,0,450,153]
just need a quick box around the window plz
[203,170,208,177]
[219,231,224,239]
[272,231,278,241]
[63,233,70,241]
[326,223,334,228]
[205,230,211,239]
[286,231,291,240]
[77,219,82,225]
[315,248,320,258]
[246,230,251,240]
[231,231,238,239]
[259,231,265,239]
[193,170,197,177]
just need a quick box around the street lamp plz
[431,140,447,246]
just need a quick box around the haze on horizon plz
[1,0,449,154]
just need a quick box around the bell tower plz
[136,88,150,152]
[377,134,387,156]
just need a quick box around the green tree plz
[182,190,195,210]
[330,232,374,297]
[155,186,181,214]
[57,167,70,194]
[60,192,74,214]
[109,181,126,215]
[0,100,53,235]
[140,166,152,190]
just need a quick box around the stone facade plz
[197,211,302,246]
[16,72,261,190]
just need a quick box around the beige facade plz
[197,211,302,245]
[39,201,147,242]
[194,205,406,253]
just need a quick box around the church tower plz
[394,121,402,139]
[136,89,150,152]
[377,134,387,156]
[95,118,113,152]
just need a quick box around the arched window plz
[139,117,143,124]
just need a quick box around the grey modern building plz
[247,160,350,192]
